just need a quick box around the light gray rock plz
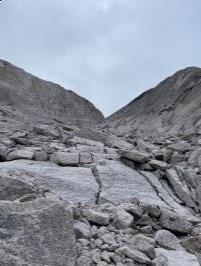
[149,160,168,170]
[34,150,48,161]
[113,209,134,229]
[121,149,150,164]
[166,169,196,208]
[80,153,93,164]
[129,234,155,259]
[155,230,184,250]
[155,248,200,266]
[77,255,92,266]
[159,209,193,234]
[97,161,169,208]
[171,154,187,164]
[169,141,192,152]
[119,202,143,218]
[116,246,152,264]
[50,151,79,166]
[0,198,76,266]
[82,209,110,225]
[74,221,91,239]
[7,148,35,160]
[188,149,201,167]
[106,135,133,150]
[0,160,98,204]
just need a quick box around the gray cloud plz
[0,0,201,116]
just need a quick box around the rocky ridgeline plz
[0,61,201,265]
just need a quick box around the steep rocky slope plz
[0,59,104,127]
[107,67,201,140]
[0,61,200,265]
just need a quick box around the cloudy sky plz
[0,0,201,116]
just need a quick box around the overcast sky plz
[0,0,201,116]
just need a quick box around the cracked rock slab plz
[0,160,98,204]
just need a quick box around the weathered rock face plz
[0,59,104,127]
[107,67,201,139]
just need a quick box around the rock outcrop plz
[107,67,201,140]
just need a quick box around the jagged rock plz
[140,203,161,218]
[119,202,143,219]
[121,149,150,164]
[34,125,60,138]
[113,209,134,229]
[116,246,152,264]
[0,198,76,266]
[0,176,38,201]
[159,209,193,234]
[155,230,184,250]
[129,234,155,259]
[82,209,110,225]
[74,221,91,239]
[149,159,168,170]
[188,149,201,167]
[7,148,35,161]
[155,248,200,266]
[166,169,196,208]
[181,236,201,259]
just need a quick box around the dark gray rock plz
[0,198,77,266]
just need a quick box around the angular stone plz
[166,169,196,208]
[74,221,91,239]
[149,160,168,170]
[129,234,155,259]
[155,230,184,250]
[140,203,161,218]
[50,152,79,166]
[119,202,143,219]
[121,149,150,163]
[82,209,110,225]
[155,248,199,266]
[159,209,193,234]
[113,209,134,229]
[7,148,35,161]
[0,176,38,201]
[169,142,192,153]
[80,153,93,164]
[116,246,152,264]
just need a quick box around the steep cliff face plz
[107,67,201,139]
[0,59,104,127]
